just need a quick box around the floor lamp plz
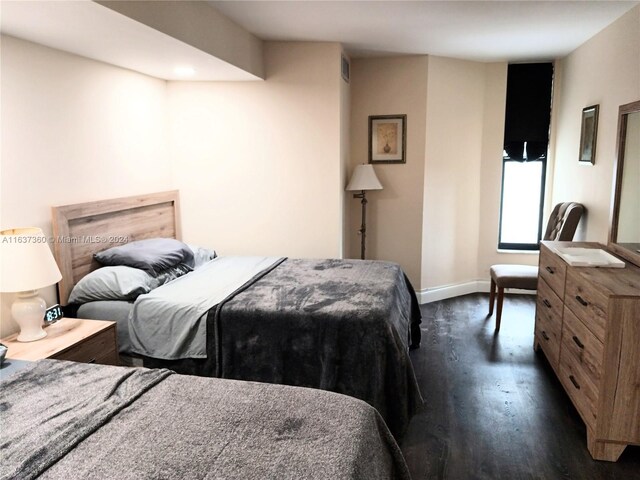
[346,164,383,260]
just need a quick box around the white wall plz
[167,42,345,259]
[551,6,640,242]
[0,35,172,336]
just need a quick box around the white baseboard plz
[417,281,482,304]
[416,280,536,304]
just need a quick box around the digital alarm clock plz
[44,304,63,325]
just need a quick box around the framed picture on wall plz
[579,104,599,164]
[369,114,406,164]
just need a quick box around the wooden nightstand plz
[2,318,119,365]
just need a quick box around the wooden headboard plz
[51,190,181,305]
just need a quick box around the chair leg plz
[496,287,504,331]
[488,279,496,316]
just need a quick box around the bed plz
[0,360,411,480]
[51,191,423,439]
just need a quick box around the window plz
[498,145,546,249]
[498,64,553,250]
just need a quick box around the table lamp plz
[0,227,62,342]
[346,164,383,260]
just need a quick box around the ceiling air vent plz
[341,54,350,83]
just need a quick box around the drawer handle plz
[575,295,589,307]
[543,299,552,308]
[569,375,581,390]
[545,266,555,274]
[541,330,550,341]
[572,335,585,349]
[87,358,97,364]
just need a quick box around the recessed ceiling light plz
[174,66,196,77]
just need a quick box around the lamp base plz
[12,290,47,342]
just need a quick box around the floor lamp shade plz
[0,228,62,342]
[346,165,383,260]
[346,165,383,192]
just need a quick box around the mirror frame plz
[608,99,640,268]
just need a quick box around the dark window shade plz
[504,63,553,161]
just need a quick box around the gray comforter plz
[145,258,423,439]
[129,256,284,359]
[0,360,411,480]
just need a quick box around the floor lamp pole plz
[354,190,368,260]
[346,164,382,260]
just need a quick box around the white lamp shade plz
[0,227,62,292]
[346,164,383,191]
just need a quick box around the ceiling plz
[1,1,637,81]
[211,0,639,62]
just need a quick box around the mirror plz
[609,100,640,267]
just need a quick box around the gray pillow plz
[69,263,194,304]
[155,263,193,285]
[94,238,195,275]
[69,266,156,304]
[188,244,217,268]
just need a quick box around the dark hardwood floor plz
[401,293,640,480]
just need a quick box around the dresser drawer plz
[561,307,603,396]
[52,326,118,365]
[536,314,561,369]
[539,245,567,298]
[565,268,608,343]
[535,280,563,368]
[536,278,564,326]
[559,346,599,430]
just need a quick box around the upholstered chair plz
[488,202,585,331]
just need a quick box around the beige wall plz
[1,38,346,338]
[167,42,345,259]
[422,57,485,290]
[348,55,521,295]
[0,35,172,336]
[0,37,346,337]
[348,56,428,287]
[551,6,640,242]
[340,54,351,256]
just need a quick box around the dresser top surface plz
[542,241,640,298]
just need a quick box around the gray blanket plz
[145,258,423,439]
[0,360,411,480]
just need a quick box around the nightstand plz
[2,318,119,365]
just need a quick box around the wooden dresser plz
[535,241,640,461]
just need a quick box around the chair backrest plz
[543,202,585,241]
